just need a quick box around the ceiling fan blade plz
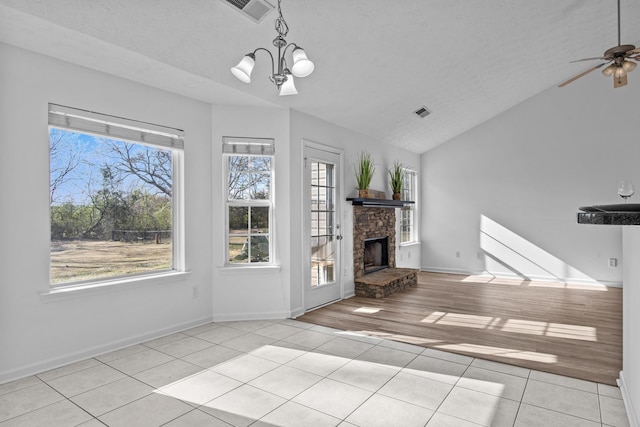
[558,63,607,87]
[614,73,628,88]
[570,57,606,63]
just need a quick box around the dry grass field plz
[50,240,172,284]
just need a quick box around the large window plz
[223,137,274,265]
[400,169,418,244]
[48,104,184,286]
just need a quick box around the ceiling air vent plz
[414,106,431,118]
[223,0,275,23]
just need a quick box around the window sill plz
[218,265,282,275]
[39,271,191,302]
[399,241,422,248]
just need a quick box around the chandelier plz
[230,0,315,96]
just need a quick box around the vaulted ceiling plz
[1,0,639,153]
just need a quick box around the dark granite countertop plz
[577,204,640,225]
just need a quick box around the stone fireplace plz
[353,206,396,278]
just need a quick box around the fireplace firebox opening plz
[364,236,389,275]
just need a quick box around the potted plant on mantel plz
[354,152,375,198]
[388,161,404,200]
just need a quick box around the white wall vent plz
[223,0,275,23]
[414,106,431,118]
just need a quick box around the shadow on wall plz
[479,215,598,285]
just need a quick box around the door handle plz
[336,235,343,240]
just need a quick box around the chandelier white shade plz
[230,55,255,83]
[230,0,314,96]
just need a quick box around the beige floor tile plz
[249,365,322,399]
[470,358,530,378]
[0,376,42,397]
[286,351,350,376]
[159,370,242,407]
[98,393,192,427]
[600,394,631,427]
[133,359,204,388]
[346,394,434,427]
[0,382,65,422]
[438,386,519,427]
[529,369,597,393]
[378,371,453,410]
[403,354,468,385]
[356,345,418,368]
[163,409,232,426]
[249,343,307,364]
[599,383,624,399]
[46,364,126,397]
[220,332,276,353]
[253,323,304,340]
[36,358,101,382]
[422,348,474,365]
[514,403,601,427]
[181,345,243,369]
[426,412,483,427]
[280,329,338,349]
[95,343,148,363]
[292,378,373,419]
[211,354,280,383]
[457,366,527,401]
[0,399,92,427]
[226,320,280,332]
[328,359,400,392]
[200,384,286,427]
[181,323,220,337]
[143,332,190,349]
[194,326,248,344]
[104,348,175,375]
[522,379,600,422]
[316,337,374,359]
[153,336,214,358]
[253,401,340,427]
[70,376,153,416]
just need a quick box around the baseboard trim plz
[0,315,213,385]
[420,267,622,288]
[211,310,290,322]
[619,371,638,427]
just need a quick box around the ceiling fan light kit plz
[559,0,640,88]
[230,0,314,96]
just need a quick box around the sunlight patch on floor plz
[420,311,598,342]
[436,343,558,364]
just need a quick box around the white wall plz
[210,105,293,321]
[0,43,214,382]
[622,226,640,427]
[421,74,640,285]
[288,110,420,313]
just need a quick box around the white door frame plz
[301,139,345,311]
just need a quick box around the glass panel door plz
[304,144,342,310]
[311,160,335,287]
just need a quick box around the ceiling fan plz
[559,0,640,88]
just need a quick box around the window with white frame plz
[400,168,418,244]
[223,137,275,265]
[48,104,184,286]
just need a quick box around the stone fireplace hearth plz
[352,204,418,298]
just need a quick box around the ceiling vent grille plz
[414,106,431,118]
[223,0,274,23]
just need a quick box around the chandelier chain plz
[275,0,289,38]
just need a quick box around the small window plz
[400,169,418,244]
[223,137,275,265]
[48,104,184,286]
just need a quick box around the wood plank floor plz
[297,271,622,385]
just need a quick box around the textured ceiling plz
[1,0,639,153]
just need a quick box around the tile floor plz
[0,319,631,427]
